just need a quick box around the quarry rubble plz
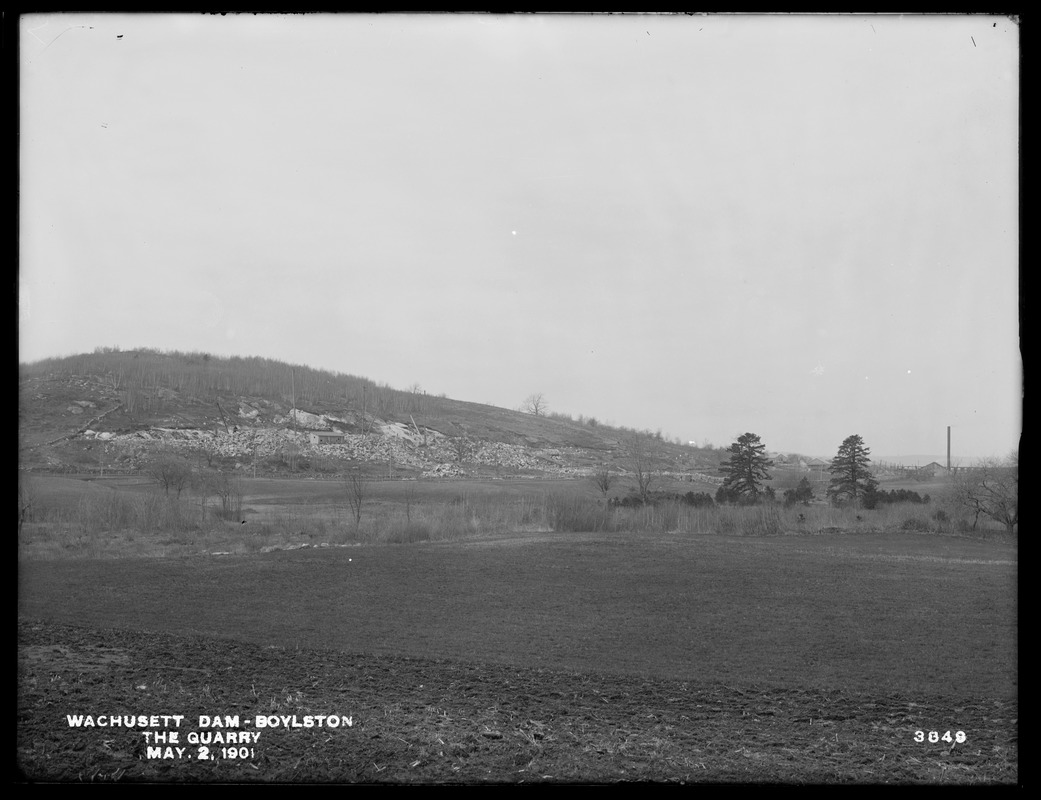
[75,422,591,478]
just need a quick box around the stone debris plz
[422,463,466,478]
[257,542,353,554]
[34,382,672,480]
[690,472,726,486]
[76,419,589,478]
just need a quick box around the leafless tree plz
[624,434,657,504]
[247,423,261,479]
[521,392,547,417]
[198,469,244,520]
[950,452,1018,534]
[404,479,419,523]
[144,447,195,498]
[18,473,37,535]
[590,463,615,501]
[452,436,474,463]
[281,440,301,472]
[345,468,366,528]
[188,435,222,470]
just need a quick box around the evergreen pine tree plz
[718,432,774,502]
[827,435,878,507]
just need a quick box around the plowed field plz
[17,531,1017,784]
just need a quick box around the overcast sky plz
[19,13,1020,459]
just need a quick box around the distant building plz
[916,461,948,478]
[308,432,345,446]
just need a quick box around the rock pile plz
[77,424,590,478]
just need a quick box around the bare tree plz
[18,473,37,536]
[189,435,222,470]
[623,434,657,504]
[590,463,615,502]
[345,468,366,528]
[247,423,261,479]
[521,392,548,417]
[144,447,195,498]
[404,479,419,523]
[950,453,1018,534]
[452,436,474,463]
[198,469,244,521]
[280,440,301,472]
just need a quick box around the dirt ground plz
[16,620,1017,784]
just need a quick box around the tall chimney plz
[947,426,951,472]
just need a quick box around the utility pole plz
[947,426,951,473]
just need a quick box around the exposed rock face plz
[271,409,355,431]
[75,421,594,478]
[23,379,651,479]
[284,408,321,427]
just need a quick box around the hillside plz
[19,349,721,481]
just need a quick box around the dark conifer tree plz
[827,435,878,507]
[718,432,774,502]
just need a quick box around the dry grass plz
[19,474,1011,561]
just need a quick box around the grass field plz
[18,521,1017,784]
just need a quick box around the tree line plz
[594,430,1017,534]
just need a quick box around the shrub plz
[715,485,743,505]
[610,493,646,509]
[873,488,929,506]
[900,517,931,532]
[783,477,815,508]
[683,491,715,508]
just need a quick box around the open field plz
[18,525,1017,784]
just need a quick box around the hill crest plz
[19,349,719,480]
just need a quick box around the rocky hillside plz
[19,349,720,480]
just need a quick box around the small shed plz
[308,432,345,446]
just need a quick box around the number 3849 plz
[914,730,966,744]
